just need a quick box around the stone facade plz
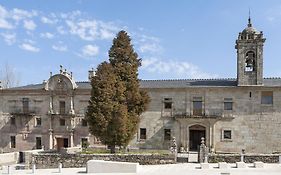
[1,18,281,154]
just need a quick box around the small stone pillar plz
[49,129,53,149]
[48,96,54,114]
[199,137,208,163]
[70,130,74,147]
[170,137,177,162]
[241,149,245,162]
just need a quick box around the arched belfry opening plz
[245,51,255,72]
[189,124,206,151]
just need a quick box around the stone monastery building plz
[1,18,281,154]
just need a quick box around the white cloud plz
[40,32,54,39]
[52,43,67,52]
[139,43,163,54]
[135,34,163,54]
[19,43,40,52]
[80,44,99,57]
[0,5,13,29]
[66,19,120,41]
[141,57,217,79]
[41,16,57,24]
[1,32,16,45]
[57,26,67,34]
[11,8,37,21]
[23,20,36,30]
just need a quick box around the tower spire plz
[248,9,252,27]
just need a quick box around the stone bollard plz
[7,165,11,174]
[240,149,245,162]
[32,164,36,174]
[279,155,281,164]
[58,163,62,173]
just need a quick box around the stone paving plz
[1,163,281,175]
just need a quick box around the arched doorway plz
[189,124,206,151]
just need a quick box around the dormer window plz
[245,51,255,72]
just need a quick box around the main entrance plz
[56,138,69,150]
[189,125,206,151]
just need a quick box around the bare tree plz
[0,63,20,89]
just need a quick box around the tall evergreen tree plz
[86,31,150,153]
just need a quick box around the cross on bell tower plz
[235,15,266,86]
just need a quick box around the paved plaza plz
[1,163,281,175]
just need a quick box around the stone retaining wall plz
[31,153,175,169]
[209,154,280,163]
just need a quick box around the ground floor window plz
[10,136,16,148]
[81,138,89,148]
[140,128,146,140]
[222,129,232,141]
[164,129,171,141]
[60,118,66,126]
[36,137,42,149]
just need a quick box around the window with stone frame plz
[10,136,16,148]
[164,98,172,109]
[60,118,66,126]
[261,91,273,105]
[224,98,233,111]
[59,101,66,114]
[245,51,255,72]
[193,97,203,116]
[164,129,171,141]
[82,119,88,126]
[140,128,146,140]
[222,130,232,141]
[35,117,41,126]
[22,98,29,113]
[36,137,42,149]
[10,117,16,125]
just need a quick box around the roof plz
[5,78,281,90]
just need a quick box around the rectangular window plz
[63,138,68,148]
[11,117,16,125]
[59,101,66,114]
[22,98,29,113]
[193,97,202,116]
[81,138,88,148]
[60,118,66,126]
[261,91,273,104]
[164,98,172,109]
[36,137,42,149]
[140,128,146,140]
[82,119,88,126]
[224,98,233,110]
[35,117,41,126]
[10,136,16,148]
[223,130,232,140]
[164,129,171,141]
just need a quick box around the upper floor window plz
[245,51,255,72]
[10,117,16,125]
[59,101,66,114]
[223,130,232,140]
[60,118,66,126]
[164,98,172,109]
[36,137,42,149]
[193,97,203,116]
[35,117,41,126]
[261,91,273,105]
[224,98,233,111]
[22,98,29,113]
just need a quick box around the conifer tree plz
[86,31,150,153]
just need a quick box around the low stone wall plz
[31,153,175,169]
[209,154,280,163]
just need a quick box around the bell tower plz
[235,16,266,86]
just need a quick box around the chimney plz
[88,68,95,81]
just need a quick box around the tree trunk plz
[110,145,116,154]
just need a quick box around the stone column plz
[69,96,75,114]
[49,129,53,149]
[48,96,54,114]
[70,130,74,147]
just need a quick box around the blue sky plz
[1,0,281,86]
